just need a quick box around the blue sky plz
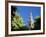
[15,6,41,26]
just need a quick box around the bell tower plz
[29,12,34,30]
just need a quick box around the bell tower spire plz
[29,12,34,30]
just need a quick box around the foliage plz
[11,14,25,31]
[11,6,29,31]
[34,16,41,30]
